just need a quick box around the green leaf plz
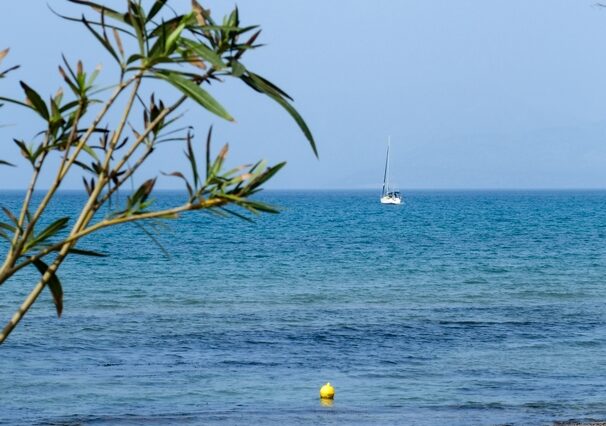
[1,207,19,228]
[29,217,69,249]
[13,139,33,165]
[127,1,147,54]
[161,171,193,197]
[0,222,14,242]
[67,0,125,23]
[166,21,186,53]
[205,125,213,179]
[148,18,178,59]
[150,14,196,38]
[0,160,15,167]
[230,60,245,78]
[244,200,280,214]
[19,82,49,120]
[68,248,107,257]
[272,94,317,157]
[155,71,234,121]
[126,54,144,65]
[59,99,82,114]
[0,65,19,79]
[81,16,120,64]
[247,162,286,191]
[0,96,34,111]
[133,222,171,258]
[128,178,156,211]
[87,64,102,87]
[227,7,239,28]
[208,144,228,180]
[81,143,100,161]
[0,221,15,233]
[241,72,317,157]
[180,39,224,69]
[218,207,253,223]
[217,193,279,214]
[147,0,168,23]
[185,132,199,189]
[247,72,293,100]
[32,259,63,317]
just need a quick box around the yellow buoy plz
[319,382,335,399]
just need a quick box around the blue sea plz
[2,190,606,425]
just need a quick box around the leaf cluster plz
[0,0,317,342]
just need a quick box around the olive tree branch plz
[0,196,228,343]
[15,79,135,256]
[4,99,87,272]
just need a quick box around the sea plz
[1,190,606,425]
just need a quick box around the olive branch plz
[0,0,316,343]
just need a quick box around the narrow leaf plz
[241,72,317,157]
[68,248,107,257]
[230,60,245,77]
[161,171,193,197]
[67,0,125,22]
[1,207,19,227]
[155,71,234,121]
[205,125,212,178]
[29,217,69,248]
[20,82,49,119]
[147,0,168,22]
[247,162,286,191]
[166,22,186,53]
[185,132,199,189]
[32,259,63,317]
[0,221,16,233]
[181,39,224,69]
[82,16,120,64]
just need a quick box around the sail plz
[382,140,390,196]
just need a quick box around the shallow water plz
[1,190,606,425]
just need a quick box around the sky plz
[1,0,606,190]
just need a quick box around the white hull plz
[380,196,402,205]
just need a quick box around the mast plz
[382,137,390,196]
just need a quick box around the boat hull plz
[380,196,402,205]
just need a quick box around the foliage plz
[0,0,316,343]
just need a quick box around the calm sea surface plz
[2,190,606,425]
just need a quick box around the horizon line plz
[2,187,606,192]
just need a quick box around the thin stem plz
[112,95,187,176]
[0,135,49,274]
[0,245,70,343]
[98,95,187,206]
[0,76,143,342]
[6,198,227,279]
[55,99,87,189]
[21,79,134,250]
[3,100,87,274]
[73,75,143,235]
[99,145,153,207]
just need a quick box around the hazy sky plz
[1,0,606,190]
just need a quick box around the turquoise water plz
[2,190,606,425]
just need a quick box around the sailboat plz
[380,137,402,205]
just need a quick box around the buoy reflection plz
[320,398,334,407]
